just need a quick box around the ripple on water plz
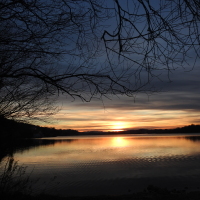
[12,135,200,196]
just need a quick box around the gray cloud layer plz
[69,66,200,112]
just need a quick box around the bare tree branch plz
[0,0,199,121]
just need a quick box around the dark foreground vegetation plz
[1,186,200,200]
[1,153,200,200]
[1,158,200,200]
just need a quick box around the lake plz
[6,134,200,196]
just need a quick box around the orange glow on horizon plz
[44,122,192,132]
[110,122,126,132]
[40,108,199,132]
[111,129,124,132]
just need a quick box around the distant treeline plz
[0,117,78,139]
[1,117,200,140]
[83,124,200,135]
[121,124,200,134]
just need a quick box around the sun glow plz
[111,122,126,131]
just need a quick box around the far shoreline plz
[34,132,200,139]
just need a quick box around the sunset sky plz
[43,66,200,132]
[37,1,200,132]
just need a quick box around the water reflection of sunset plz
[14,135,200,167]
[112,137,129,147]
[10,135,200,197]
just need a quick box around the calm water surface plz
[10,134,200,196]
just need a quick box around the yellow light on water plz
[112,137,128,147]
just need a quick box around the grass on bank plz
[0,157,32,196]
[1,157,200,200]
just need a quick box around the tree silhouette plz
[0,0,199,121]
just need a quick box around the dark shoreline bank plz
[1,117,200,139]
[2,186,200,200]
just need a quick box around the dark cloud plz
[69,90,200,112]
[62,66,200,113]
